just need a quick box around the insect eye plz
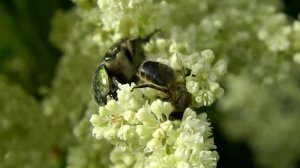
[92,65,111,106]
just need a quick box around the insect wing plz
[140,61,174,87]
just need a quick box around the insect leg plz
[161,96,171,101]
[132,84,168,93]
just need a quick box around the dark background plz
[0,0,299,167]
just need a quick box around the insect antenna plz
[138,28,161,43]
[174,53,188,84]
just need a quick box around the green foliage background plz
[0,0,300,167]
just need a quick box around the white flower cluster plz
[183,50,226,107]
[96,0,171,41]
[91,83,219,167]
[90,37,225,166]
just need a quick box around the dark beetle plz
[92,30,159,106]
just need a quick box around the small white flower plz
[176,161,191,168]
[117,125,132,140]
[145,138,162,153]
[136,104,159,126]
[195,90,214,106]
[90,114,105,127]
[152,128,165,139]
[121,110,135,123]
[136,125,155,142]
[150,100,173,121]
[201,49,215,64]
[104,100,122,116]
[160,120,173,132]
[174,147,190,161]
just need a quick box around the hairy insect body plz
[137,61,191,114]
[92,30,158,106]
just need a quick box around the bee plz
[92,30,159,106]
[134,61,191,116]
